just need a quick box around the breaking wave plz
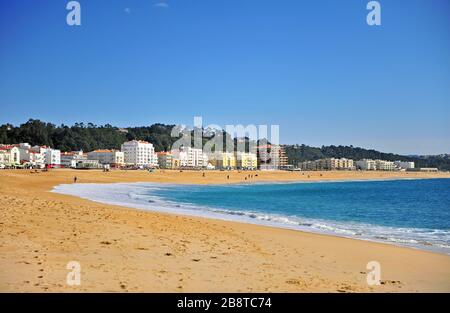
[52,182,450,255]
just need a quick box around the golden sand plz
[1,169,449,292]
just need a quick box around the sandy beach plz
[1,169,449,292]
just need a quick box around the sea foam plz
[52,181,450,255]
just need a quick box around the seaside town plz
[2,0,450,297]
[0,140,439,172]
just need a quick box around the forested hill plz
[1,119,449,170]
[0,119,177,153]
[284,145,450,171]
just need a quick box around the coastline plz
[1,169,450,292]
[52,179,450,255]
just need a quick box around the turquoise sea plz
[53,178,450,254]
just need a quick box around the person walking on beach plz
[73,176,77,183]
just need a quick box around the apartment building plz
[356,159,396,171]
[356,159,377,170]
[316,158,354,170]
[0,145,20,168]
[16,143,44,168]
[157,152,173,169]
[30,145,61,167]
[121,140,158,167]
[87,149,124,167]
[236,152,258,170]
[171,147,208,168]
[14,143,61,168]
[298,160,318,171]
[375,159,396,171]
[277,145,289,169]
[23,152,45,168]
[43,147,61,167]
[298,158,354,171]
[394,161,415,170]
[257,145,288,170]
[339,158,354,170]
[210,152,236,169]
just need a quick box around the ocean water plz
[53,178,450,254]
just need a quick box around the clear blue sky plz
[0,0,449,155]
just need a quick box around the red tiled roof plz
[62,151,82,156]
[91,149,113,153]
[0,145,16,151]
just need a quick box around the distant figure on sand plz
[227,175,230,180]
[73,176,77,183]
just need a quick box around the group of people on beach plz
[199,172,258,181]
[72,172,259,184]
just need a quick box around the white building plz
[394,161,415,170]
[75,159,100,169]
[356,159,377,170]
[171,147,208,168]
[61,151,86,168]
[22,151,45,168]
[16,143,44,168]
[30,145,61,167]
[0,145,20,168]
[121,140,158,167]
[44,148,61,167]
[375,160,396,171]
[356,159,396,171]
[87,150,124,167]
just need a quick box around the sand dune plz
[0,169,449,292]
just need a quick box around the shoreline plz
[1,169,450,292]
[51,178,450,255]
